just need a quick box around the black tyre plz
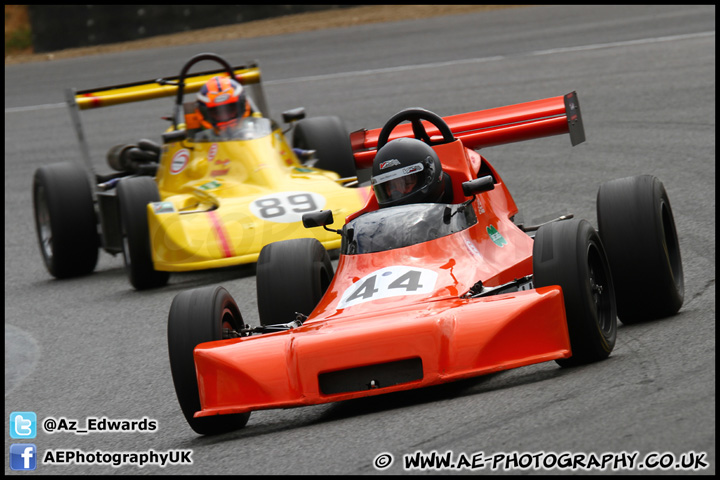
[292,116,357,178]
[597,175,684,323]
[533,219,617,367]
[256,238,334,326]
[168,286,251,435]
[116,177,169,290]
[32,162,99,278]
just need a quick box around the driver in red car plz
[371,137,452,208]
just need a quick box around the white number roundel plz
[249,191,326,223]
[338,266,438,309]
[170,149,190,175]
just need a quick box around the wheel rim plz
[221,307,241,339]
[587,243,614,335]
[35,186,54,261]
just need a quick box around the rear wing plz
[70,63,266,113]
[65,61,268,177]
[350,92,585,169]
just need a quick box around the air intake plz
[319,357,423,395]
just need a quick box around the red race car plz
[167,92,684,435]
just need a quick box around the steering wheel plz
[376,108,455,150]
[170,53,237,129]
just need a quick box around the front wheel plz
[32,162,99,278]
[116,177,169,290]
[167,286,251,435]
[256,238,334,326]
[533,219,617,367]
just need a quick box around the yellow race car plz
[32,53,370,289]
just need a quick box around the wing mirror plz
[282,107,306,124]
[302,210,344,237]
[302,210,334,228]
[462,175,495,196]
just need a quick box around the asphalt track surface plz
[5,5,715,475]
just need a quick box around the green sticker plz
[199,180,222,190]
[487,225,507,247]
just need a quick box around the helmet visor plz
[208,104,238,125]
[372,162,425,204]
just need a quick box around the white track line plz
[5,31,713,114]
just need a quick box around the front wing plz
[192,286,570,417]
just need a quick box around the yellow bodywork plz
[71,61,369,272]
[148,124,369,271]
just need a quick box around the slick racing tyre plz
[597,175,684,323]
[533,219,617,367]
[256,238,334,326]
[116,176,169,290]
[292,116,356,179]
[32,162,99,278]
[168,286,251,435]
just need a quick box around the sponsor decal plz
[371,162,424,185]
[487,224,507,247]
[207,143,219,162]
[211,158,230,177]
[151,202,175,214]
[170,149,190,175]
[465,239,483,259]
[199,180,222,191]
[379,159,401,170]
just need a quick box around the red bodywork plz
[192,93,583,417]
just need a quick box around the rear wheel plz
[533,219,617,367]
[168,286,251,435]
[116,177,169,290]
[292,116,356,178]
[256,238,334,326]
[597,175,684,323]
[32,162,99,278]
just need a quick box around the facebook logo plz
[10,411,36,439]
[10,444,37,471]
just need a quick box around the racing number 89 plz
[255,193,318,219]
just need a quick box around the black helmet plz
[371,137,446,208]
